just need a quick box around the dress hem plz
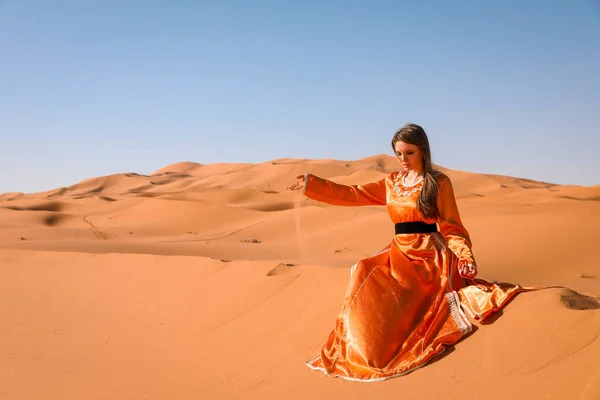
[304,347,448,383]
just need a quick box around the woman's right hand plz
[458,260,478,279]
[286,174,306,191]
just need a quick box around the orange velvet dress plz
[303,170,525,382]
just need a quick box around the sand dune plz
[1,154,599,399]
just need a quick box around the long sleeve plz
[436,177,475,265]
[303,173,387,206]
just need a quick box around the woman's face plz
[394,141,423,172]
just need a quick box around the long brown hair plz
[391,123,440,219]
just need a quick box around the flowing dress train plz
[302,170,526,382]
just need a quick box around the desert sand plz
[1,155,599,400]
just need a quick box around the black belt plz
[395,221,438,234]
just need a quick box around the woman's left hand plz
[458,261,478,279]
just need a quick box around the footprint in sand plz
[83,215,118,240]
[333,247,352,254]
[93,230,118,240]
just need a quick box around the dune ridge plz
[1,154,599,399]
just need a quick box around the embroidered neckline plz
[393,172,422,197]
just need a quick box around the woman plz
[287,123,525,382]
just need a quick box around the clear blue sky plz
[1,0,599,194]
